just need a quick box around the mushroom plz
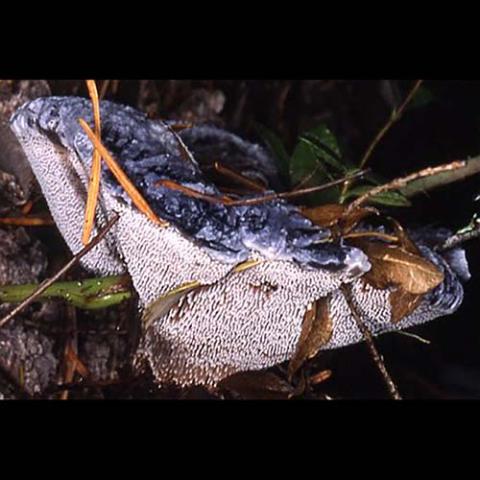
[9,96,469,387]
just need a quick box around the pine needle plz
[81,80,102,245]
[78,118,168,227]
[0,216,54,226]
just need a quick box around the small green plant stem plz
[0,214,120,329]
[0,275,132,310]
[340,79,424,202]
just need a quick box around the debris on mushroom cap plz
[8,96,470,388]
[10,96,370,275]
[178,124,284,191]
[10,101,126,276]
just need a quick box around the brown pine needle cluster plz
[79,119,167,227]
[79,80,168,245]
[80,80,168,247]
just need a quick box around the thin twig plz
[436,221,480,252]
[225,170,365,205]
[21,201,34,215]
[340,284,402,400]
[169,122,194,132]
[0,355,31,399]
[155,179,234,204]
[164,122,198,166]
[59,304,78,400]
[343,231,399,243]
[345,160,465,215]
[214,161,266,193]
[157,170,368,207]
[0,216,54,226]
[340,79,424,199]
[99,80,111,100]
[360,80,424,170]
[401,155,480,198]
[309,369,332,386]
[255,170,366,206]
[292,159,330,191]
[111,80,120,95]
[0,214,119,329]
[394,330,431,345]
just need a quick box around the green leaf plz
[290,140,339,204]
[254,123,291,182]
[299,125,347,174]
[290,138,331,184]
[345,185,411,207]
[290,124,349,204]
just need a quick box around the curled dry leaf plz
[142,281,202,329]
[301,203,378,234]
[349,239,444,295]
[288,296,333,381]
[389,287,424,324]
[219,370,294,400]
[386,217,420,255]
[349,221,436,324]
[301,204,346,228]
[340,206,380,234]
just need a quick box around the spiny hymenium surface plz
[10,96,470,387]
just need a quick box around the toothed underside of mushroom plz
[138,260,353,387]
[9,111,125,275]
[9,96,469,388]
[115,206,238,304]
[137,243,465,387]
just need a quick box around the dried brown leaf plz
[389,287,424,324]
[142,281,202,329]
[301,204,346,228]
[302,204,378,234]
[219,370,294,400]
[387,217,420,254]
[288,296,333,381]
[341,206,380,234]
[350,239,444,295]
